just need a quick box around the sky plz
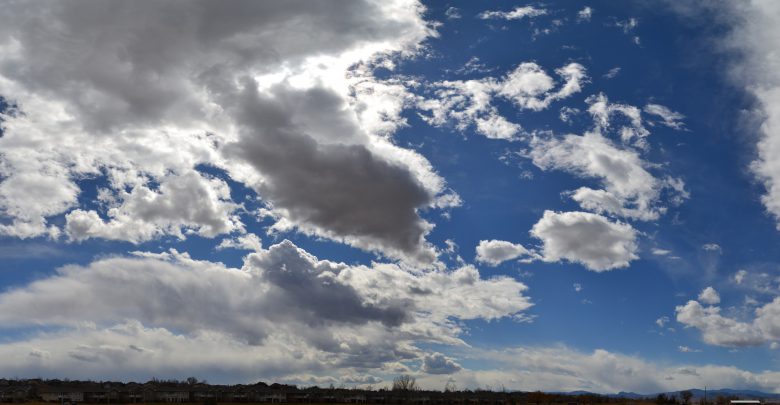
[1,0,780,395]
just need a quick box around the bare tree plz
[444,380,457,393]
[392,375,418,391]
[681,391,693,405]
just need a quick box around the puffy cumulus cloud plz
[475,239,531,266]
[417,62,587,140]
[530,210,638,272]
[675,300,765,347]
[498,63,589,112]
[0,239,532,380]
[416,345,780,393]
[529,131,672,221]
[478,6,547,21]
[673,289,780,348]
[698,286,721,305]
[0,0,456,263]
[421,352,462,375]
[65,170,242,243]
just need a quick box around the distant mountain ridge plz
[560,389,780,400]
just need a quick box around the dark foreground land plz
[0,378,751,405]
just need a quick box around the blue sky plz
[1,0,780,394]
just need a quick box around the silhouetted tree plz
[392,375,417,391]
[681,391,693,405]
[444,380,457,393]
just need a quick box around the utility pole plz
[704,386,707,405]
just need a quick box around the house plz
[153,387,190,403]
[0,386,30,403]
[38,386,85,403]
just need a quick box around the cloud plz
[644,104,686,130]
[445,7,461,20]
[573,283,583,292]
[677,1,780,232]
[417,62,587,140]
[652,248,671,256]
[530,210,638,272]
[216,234,263,252]
[475,239,531,266]
[421,352,462,375]
[0,239,532,379]
[675,300,765,347]
[678,346,701,353]
[225,83,443,264]
[656,316,670,327]
[0,0,456,263]
[586,93,650,148]
[64,171,242,243]
[479,6,547,21]
[698,286,721,305]
[735,269,748,284]
[604,67,621,79]
[616,18,639,33]
[577,7,593,23]
[498,63,589,112]
[529,131,674,220]
[702,243,722,252]
[416,345,780,393]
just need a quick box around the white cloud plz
[417,62,588,140]
[616,18,639,33]
[678,346,701,353]
[559,106,581,124]
[445,7,461,19]
[529,131,671,220]
[64,171,242,243]
[586,93,650,148]
[498,63,589,111]
[681,1,780,232]
[577,7,593,23]
[698,286,721,305]
[573,283,583,292]
[416,345,780,393]
[216,234,263,252]
[0,0,456,264]
[479,6,547,21]
[676,300,765,347]
[656,316,670,327]
[530,210,638,272]
[604,67,621,79]
[475,239,531,266]
[735,269,748,284]
[702,243,722,252]
[0,239,532,380]
[652,248,672,256]
[644,104,686,130]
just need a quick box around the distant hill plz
[560,388,780,400]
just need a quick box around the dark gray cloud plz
[0,0,446,261]
[227,83,436,262]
